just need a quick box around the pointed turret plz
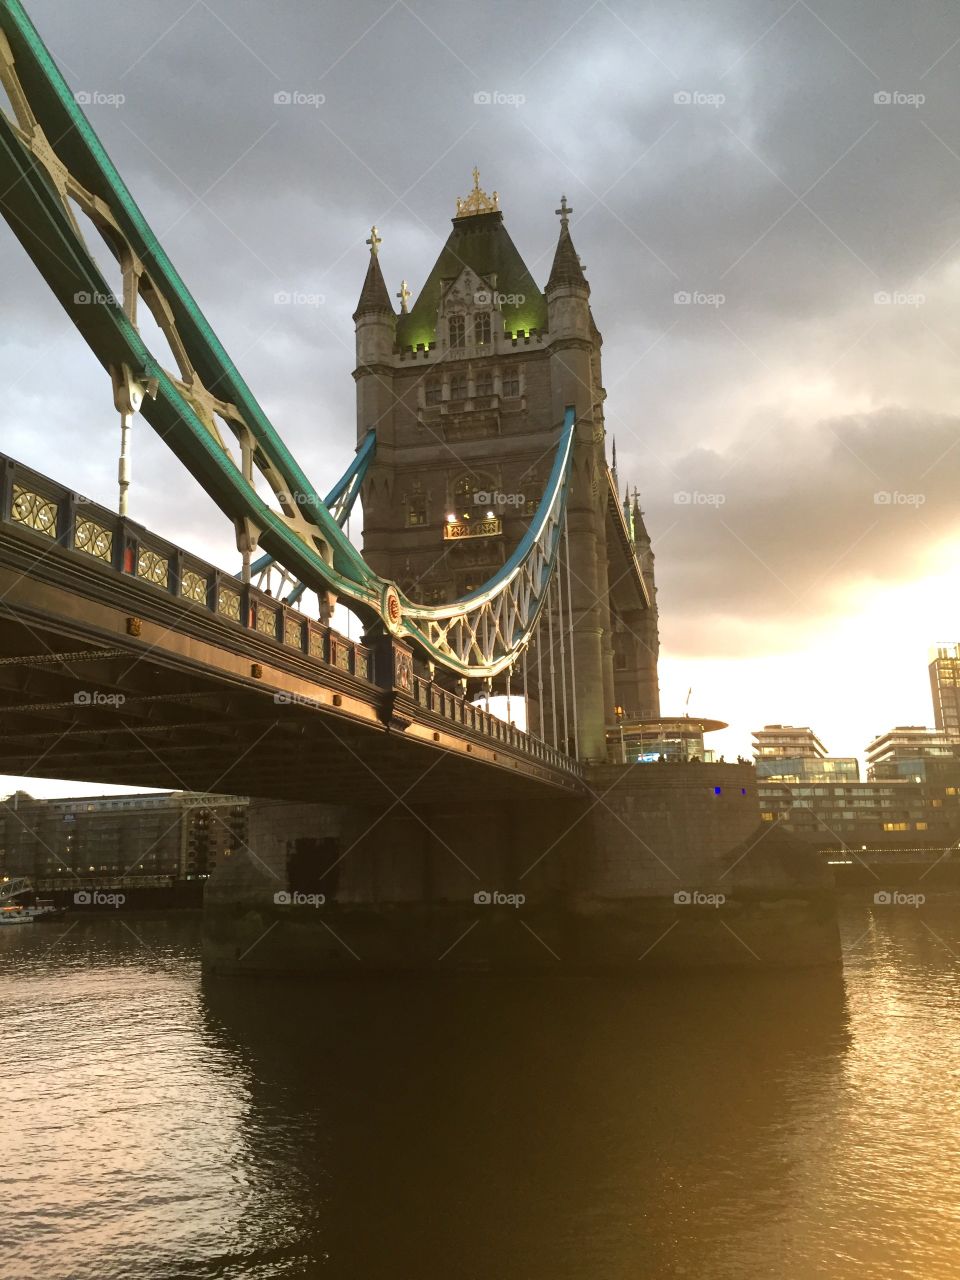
[353,225,394,321]
[546,195,589,295]
[353,224,396,446]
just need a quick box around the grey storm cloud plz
[4,0,960,641]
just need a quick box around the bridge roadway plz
[0,455,583,803]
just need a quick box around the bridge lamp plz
[446,512,456,523]
[486,509,494,519]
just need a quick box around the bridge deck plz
[0,456,583,803]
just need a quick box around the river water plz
[2,893,959,1280]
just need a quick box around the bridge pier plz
[203,764,840,975]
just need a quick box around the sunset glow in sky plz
[3,0,959,795]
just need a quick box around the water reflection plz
[3,896,959,1280]
[201,970,850,1279]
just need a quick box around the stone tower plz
[352,173,659,758]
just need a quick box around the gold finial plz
[455,167,500,218]
[396,279,411,313]
[366,224,382,256]
[555,195,572,229]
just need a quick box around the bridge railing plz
[0,453,581,777]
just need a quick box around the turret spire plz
[546,195,588,292]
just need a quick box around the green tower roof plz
[396,210,547,349]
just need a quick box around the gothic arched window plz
[448,315,465,348]
[474,312,491,346]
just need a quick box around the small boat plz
[0,903,33,925]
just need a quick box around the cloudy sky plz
[3,0,960,792]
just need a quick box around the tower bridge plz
[0,0,839,971]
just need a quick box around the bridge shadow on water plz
[199,969,849,1280]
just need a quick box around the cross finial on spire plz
[396,279,411,313]
[555,194,572,228]
[366,224,382,256]
[472,165,481,191]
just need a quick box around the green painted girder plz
[0,0,575,678]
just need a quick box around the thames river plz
[2,894,959,1280]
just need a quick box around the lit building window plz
[449,315,465,348]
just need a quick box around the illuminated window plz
[449,315,465,348]
[425,379,441,405]
[406,499,426,527]
[761,811,775,821]
[474,313,491,345]
[947,787,957,796]
[882,822,909,831]
[916,821,928,830]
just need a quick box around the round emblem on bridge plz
[383,584,403,634]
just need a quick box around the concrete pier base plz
[203,764,841,975]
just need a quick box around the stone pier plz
[203,763,840,975]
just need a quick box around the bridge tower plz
[353,173,659,758]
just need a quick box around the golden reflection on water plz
[1,896,959,1280]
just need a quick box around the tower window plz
[502,371,520,397]
[474,313,491,346]
[407,499,427,526]
[450,373,468,401]
[449,315,465,348]
[475,372,493,398]
[425,379,441,405]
